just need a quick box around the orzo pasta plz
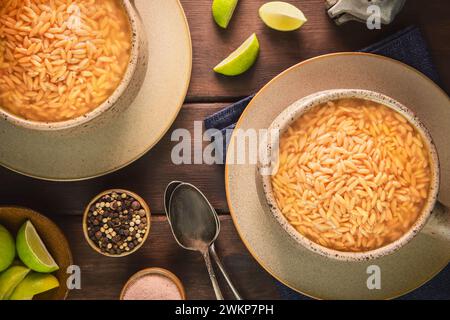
[271,98,432,252]
[0,0,131,122]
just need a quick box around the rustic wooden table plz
[0,0,449,300]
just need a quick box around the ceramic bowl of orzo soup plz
[259,89,449,261]
[0,0,148,131]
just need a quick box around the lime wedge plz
[0,224,15,272]
[259,1,307,31]
[16,221,59,273]
[9,272,59,300]
[212,0,239,28]
[214,33,260,76]
[0,266,30,300]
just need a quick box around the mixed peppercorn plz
[86,191,149,255]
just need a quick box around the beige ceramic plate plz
[226,53,450,299]
[0,0,192,181]
[0,207,73,300]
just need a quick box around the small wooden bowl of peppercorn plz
[83,189,151,257]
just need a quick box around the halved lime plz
[259,1,307,31]
[212,0,239,28]
[0,224,15,272]
[16,221,59,273]
[0,265,30,300]
[214,33,260,76]
[9,272,59,300]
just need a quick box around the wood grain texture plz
[0,104,229,216]
[0,0,449,300]
[182,0,450,100]
[57,215,280,300]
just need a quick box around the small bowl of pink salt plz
[120,268,186,300]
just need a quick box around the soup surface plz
[0,0,131,122]
[271,98,432,252]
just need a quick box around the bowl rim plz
[0,0,140,131]
[119,267,186,300]
[82,189,151,258]
[260,89,440,261]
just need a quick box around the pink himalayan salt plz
[123,274,183,300]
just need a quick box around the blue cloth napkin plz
[205,26,449,300]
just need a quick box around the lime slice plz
[0,224,15,272]
[9,272,59,300]
[214,33,260,76]
[16,221,59,273]
[259,1,307,31]
[212,0,239,28]
[0,266,30,300]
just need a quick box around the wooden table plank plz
[182,0,450,100]
[0,104,229,216]
[1,0,449,301]
[59,215,280,300]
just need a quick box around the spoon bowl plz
[168,183,220,251]
[164,181,183,220]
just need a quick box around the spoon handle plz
[202,250,224,300]
[210,244,243,300]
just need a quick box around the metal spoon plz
[209,243,242,300]
[167,182,223,299]
[164,180,183,215]
[165,181,242,299]
[164,181,242,300]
